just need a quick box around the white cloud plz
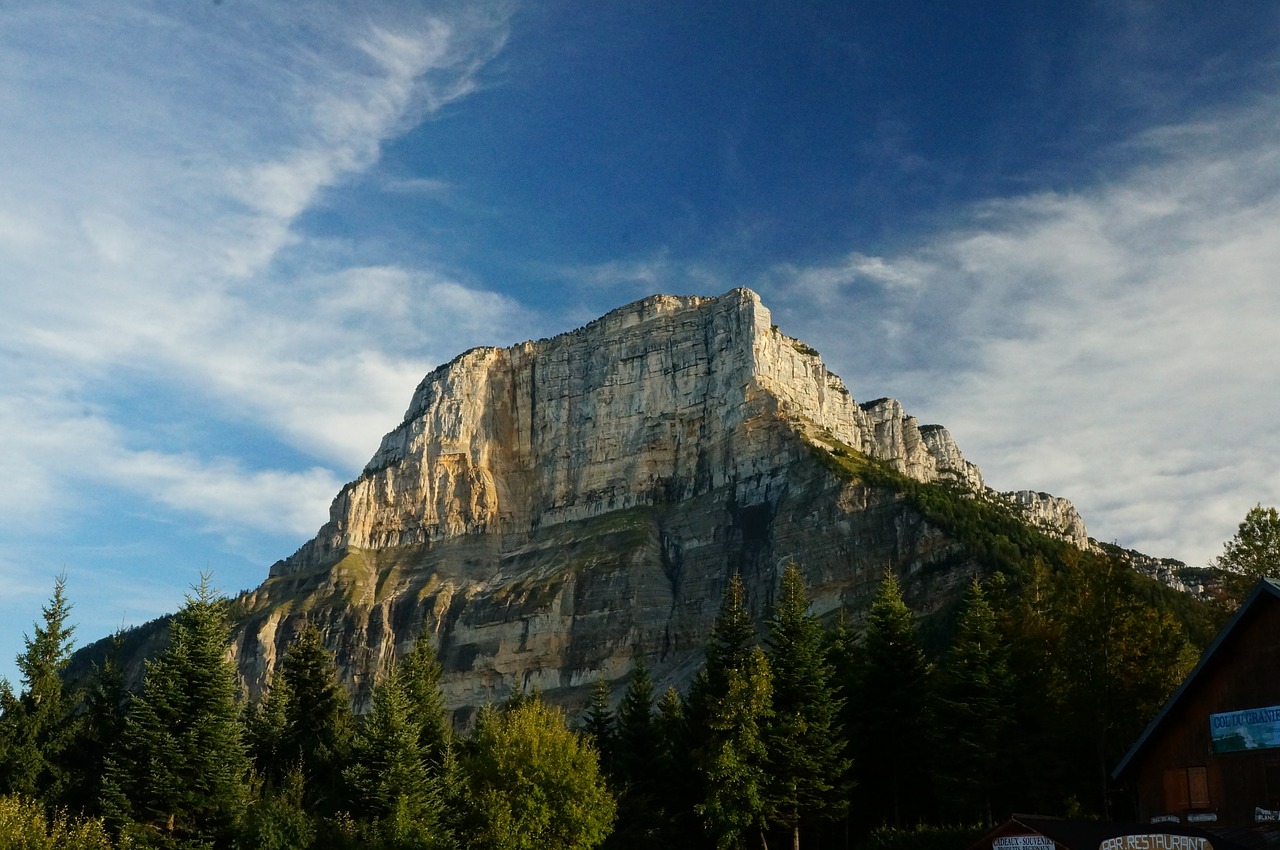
[0,1,517,543]
[771,97,1280,566]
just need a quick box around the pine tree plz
[346,668,454,849]
[64,631,129,816]
[764,564,848,849]
[582,676,616,775]
[697,646,772,850]
[102,574,250,843]
[0,574,79,804]
[611,657,664,847]
[278,623,353,814]
[850,571,934,830]
[689,573,773,850]
[936,578,1014,826]
[398,636,451,768]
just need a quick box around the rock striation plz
[214,289,1091,715]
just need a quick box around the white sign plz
[1255,807,1280,823]
[1099,836,1214,850]
[994,837,1055,850]
[1150,816,1180,825]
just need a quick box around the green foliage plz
[102,575,250,845]
[849,571,936,830]
[278,625,353,814]
[696,647,772,850]
[235,769,316,850]
[582,677,615,773]
[1213,504,1280,605]
[345,664,454,850]
[0,794,112,850]
[609,658,668,848]
[462,698,615,850]
[0,575,79,804]
[857,823,985,850]
[934,579,1014,825]
[764,564,848,844]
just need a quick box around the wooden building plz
[1113,579,1280,828]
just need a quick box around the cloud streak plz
[771,96,1280,566]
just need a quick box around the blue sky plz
[2,1,1278,685]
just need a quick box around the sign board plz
[1255,807,1280,823]
[1210,705,1280,753]
[994,837,1055,850]
[1150,816,1180,825]
[1099,836,1214,850]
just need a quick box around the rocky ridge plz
[220,288,1105,716]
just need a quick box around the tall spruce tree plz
[346,668,454,849]
[655,686,701,850]
[610,657,664,848]
[936,578,1014,826]
[583,676,616,775]
[64,631,129,816]
[0,574,78,804]
[850,571,934,830]
[398,636,451,768]
[689,573,773,850]
[279,623,354,814]
[764,564,848,850]
[102,575,249,844]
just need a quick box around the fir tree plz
[690,573,773,850]
[63,631,128,816]
[0,574,79,804]
[582,676,616,775]
[764,564,848,849]
[697,646,772,850]
[936,578,1014,826]
[850,571,934,830]
[655,686,701,850]
[279,623,354,814]
[102,574,249,844]
[398,636,451,768]
[346,668,454,849]
[610,657,664,848]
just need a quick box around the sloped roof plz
[1112,578,1280,780]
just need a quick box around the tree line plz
[0,540,1214,850]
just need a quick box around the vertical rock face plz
[277,289,981,576]
[226,288,1087,715]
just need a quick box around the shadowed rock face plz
[212,288,1079,716]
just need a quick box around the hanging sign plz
[1099,836,1214,850]
[1210,705,1280,753]
[994,837,1055,850]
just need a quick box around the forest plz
[1,504,1276,850]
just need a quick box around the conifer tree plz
[279,623,353,814]
[689,573,773,850]
[697,646,772,850]
[850,571,934,830]
[936,578,1014,826]
[64,631,128,816]
[102,575,249,844]
[582,676,616,775]
[611,657,664,848]
[399,636,451,768]
[346,668,454,849]
[0,574,79,804]
[764,564,848,849]
[655,686,701,850]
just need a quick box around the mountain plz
[84,288,1133,717]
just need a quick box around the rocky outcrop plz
[1004,490,1091,548]
[213,289,1094,715]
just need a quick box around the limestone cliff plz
[221,288,1089,716]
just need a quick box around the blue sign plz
[1209,705,1280,753]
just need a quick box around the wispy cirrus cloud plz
[0,1,518,557]
[769,96,1280,566]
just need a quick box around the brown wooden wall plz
[1129,591,1280,827]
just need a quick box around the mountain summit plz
[214,288,1092,716]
